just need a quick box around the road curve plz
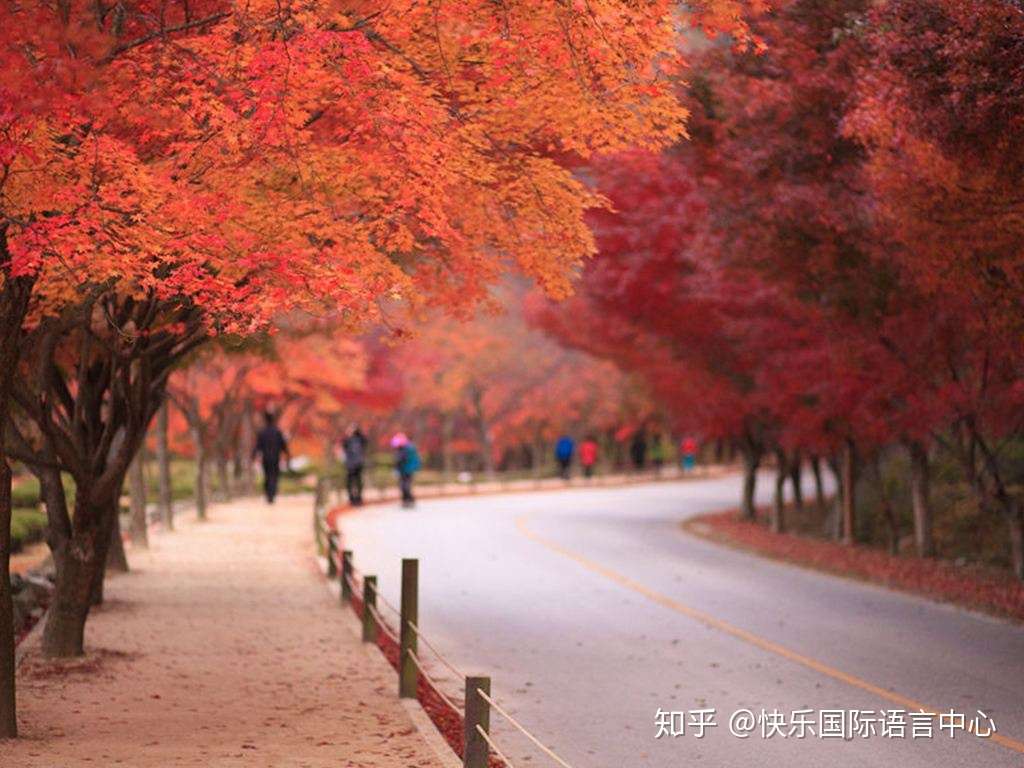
[336,473,1024,768]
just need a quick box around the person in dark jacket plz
[342,424,368,506]
[253,411,290,503]
[630,427,647,471]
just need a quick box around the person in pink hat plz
[391,432,421,507]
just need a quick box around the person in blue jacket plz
[554,435,575,480]
[391,432,421,508]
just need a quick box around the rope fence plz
[365,603,400,644]
[313,488,579,768]
[476,724,518,768]
[376,590,402,619]
[477,689,576,768]
[407,619,466,680]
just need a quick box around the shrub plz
[11,476,41,509]
[10,509,48,553]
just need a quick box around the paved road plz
[337,473,1024,768]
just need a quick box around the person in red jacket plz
[579,436,599,479]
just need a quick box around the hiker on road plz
[392,432,421,508]
[555,434,575,480]
[579,436,599,479]
[630,427,647,471]
[681,436,699,473]
[342,424,368,506]
[253,411,290,504]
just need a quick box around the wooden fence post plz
[399,559,419,698]
[362,576,378,643]
[463,676,491,768]
[341,550,353,604]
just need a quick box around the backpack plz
[404,443,422,473]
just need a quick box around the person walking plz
[681,436,698,473]
[392,432,421,508]
[579,436,599,479]
[253,411,290,504]
[554,434,575,480]
[629,427,647,472]
[342,424,368,506]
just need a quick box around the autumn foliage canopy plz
[536,0,1024,579]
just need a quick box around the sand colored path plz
[6,494,446,768]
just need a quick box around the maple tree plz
[538,0,1024,583]
[844,0,1024,577]
[4,0,1019,746]
[531,147,792,520]
[3,3,764,706]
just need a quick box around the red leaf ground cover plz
[687,510,1024,623]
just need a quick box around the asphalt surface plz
[336,472,1024,768]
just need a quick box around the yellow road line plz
[514,514,1024,755]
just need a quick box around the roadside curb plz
[323,465,736,530]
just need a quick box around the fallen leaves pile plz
[688,511,1024,623]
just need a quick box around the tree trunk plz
[0,455,15,738]
[740,445,760,520]
[956,426,1024,581]
[771,450,787,534]
[43,495,115,657]
[238,410,255,496]
[811,455,827,517]
[129,452,148,549]
[1009,504,1024,582]
[441,414,455,482]
[155,402,174,531]
[907,441,934,558]
[471,389,495,479]
[532,433,545,479]
[825,456,843,540]
[91,503,125,606]
[0,270,32,737]
[43,546,95,657]
[788,452,804,513]
[215,455,231,501]
[106,510,129,574]
[869,455,899,556]
[191,421,208,521]
[841,439,856,545]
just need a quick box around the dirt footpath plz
[7,494,447,768]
